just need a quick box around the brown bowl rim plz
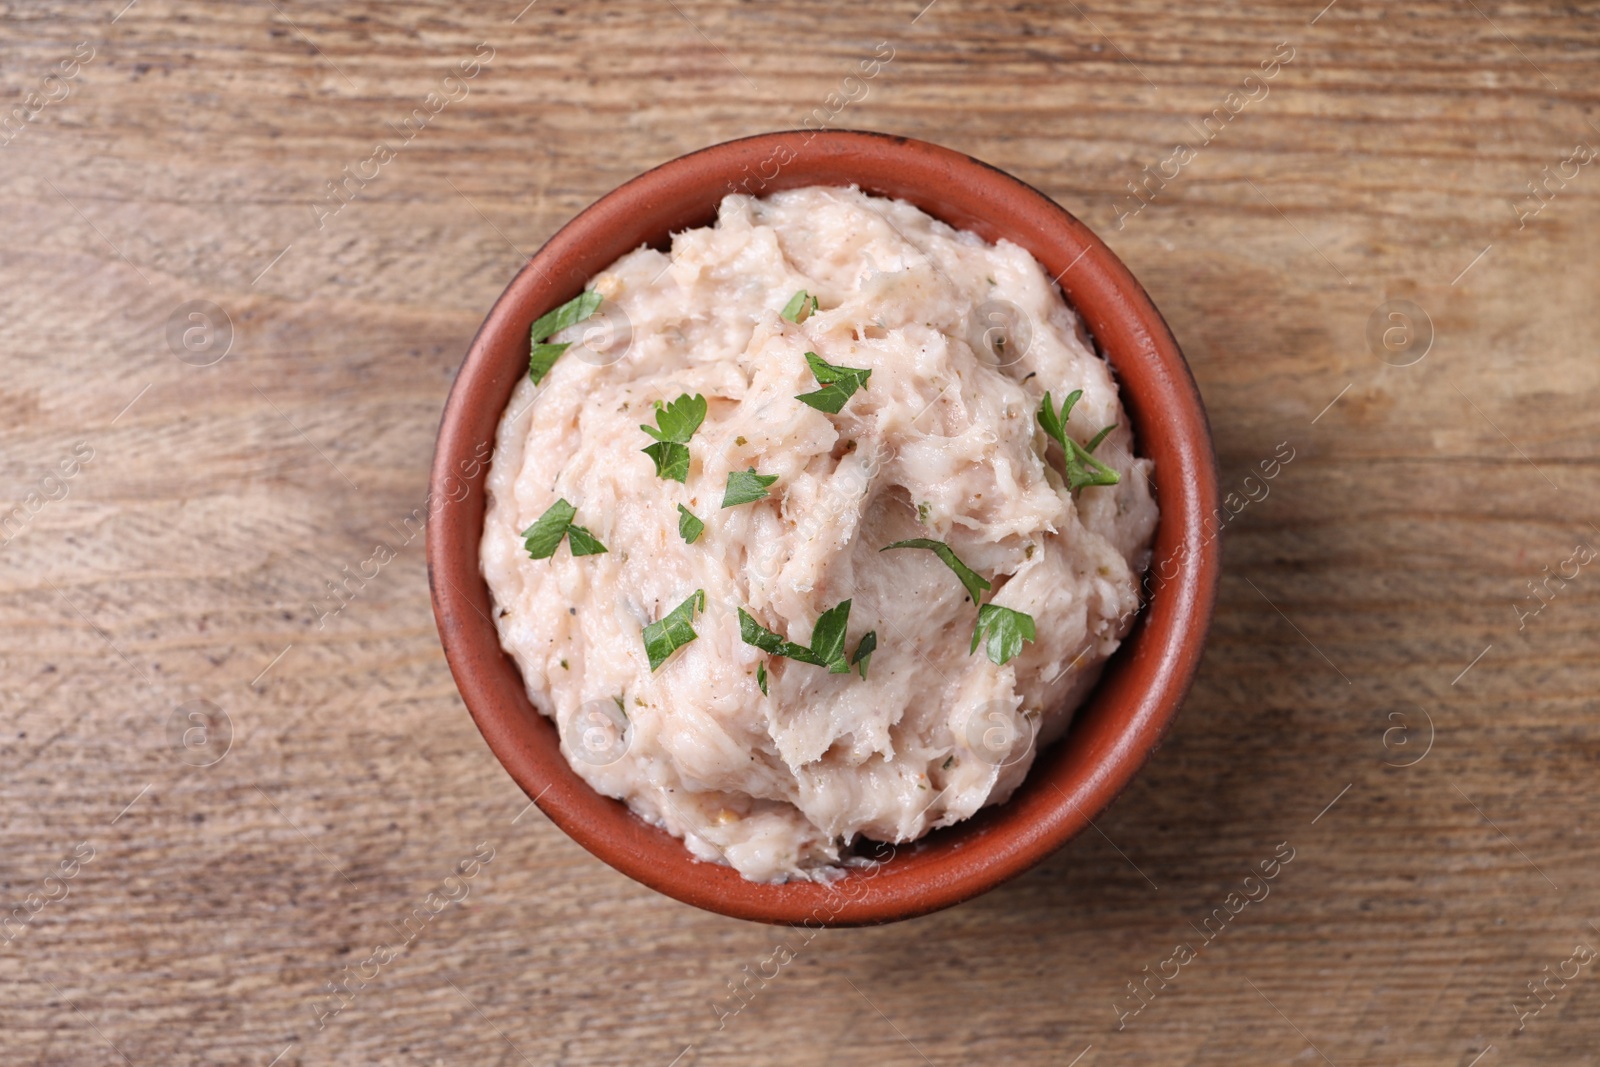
[427,129,1219,926]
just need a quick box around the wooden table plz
[3,1,1597,1063]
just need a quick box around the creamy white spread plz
[481,186,1157,883]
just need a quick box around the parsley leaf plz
[530,291,603,344]
[528,343,569,386]
[642,441,690,483]
[809,599,852,673]
[522,498,575,559]
[527,291,604,384]
[1035,387,1072,443]
[1038,389,1121,491]
[565,524,608,556]
[521,498,607,559]
[851,631,877,679]
[642,392,707,444]
[781,289,819,323]
[518,502,576,559]
[738,603,858,672]
[881,539,992,605]
[1084,423,1117,454]
[738,608,795,657]
[722,467,778,508]
[640,393,708,482]
[796,352,872,414]
[757,660,768,695]
[677,504,704,544]
[969,604,1037,666]
[642,589,705,672]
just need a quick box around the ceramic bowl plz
[428,130,1219,925]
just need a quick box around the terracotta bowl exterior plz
[428,130,1219,926]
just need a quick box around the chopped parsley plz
[739,599,864,674]
[642,589,705,672]
[881,539,992,605]
[676,504,704,544]
[640,393,707,483]
[796,352,872,414]
[1037,389,1121,491]
[528,290,603,384]
[521,498,607,559]
[722,467,778,508]
[781,289,819,323]
[739,608,795,656]
[564,525,607,556]
[809,599,852,673]
[757,661,768,695]
[851,630,876,679]
[970,604,1036,667]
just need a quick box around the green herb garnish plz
[739,599,859,673]
[757,661,768,695]
[640,393,707,483]
[521,498,607,559]
[851,630,876,679]
[881,539,992,605]
[564,525,608,556]
[722,467,778,508]
[809,599,852,673]
[740,609,794,656]
[677,504,704,544]
[970,604,1036,667]
[528,290,603,384]
[1037,389,1120,491]
[521,499,576,558]
[796,352,872,414]
[642,589,705,672]
[781,289,819,323]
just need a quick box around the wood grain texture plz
[2,1,1598,1064]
